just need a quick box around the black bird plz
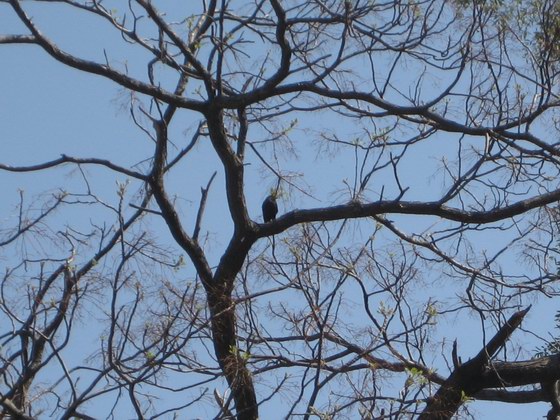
[262,194,278,223]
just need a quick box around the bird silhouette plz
[262,194,278,223]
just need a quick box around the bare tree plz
[3,0,560,418]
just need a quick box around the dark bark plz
[256,190,560,238]
[5,1,560,418]
[208,280,258,420]
[419,307,530,419]
[209,231,258,419]
[542,380,560,420]
[418,307,560,418]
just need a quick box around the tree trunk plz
[208,282,257,420]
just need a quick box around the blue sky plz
[1,1,558,419]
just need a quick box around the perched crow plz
[262,194,278,223]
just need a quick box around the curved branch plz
[205,108,251,228]
[8,0,205,111]
[258,188,560,237]
[136,0,215,95]
[0,154,147,180]
[266,0,292,87]
[219,82,560,158]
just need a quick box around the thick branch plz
[206,280,258,420]
[150,173,213,289]
[419,308,530,419]
[475,388,546,404]
[218,83,560,158]
[480,355,560,388]
[259,191,560,237]
[205,107,251,228]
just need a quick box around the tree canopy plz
[2,0,560,418]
